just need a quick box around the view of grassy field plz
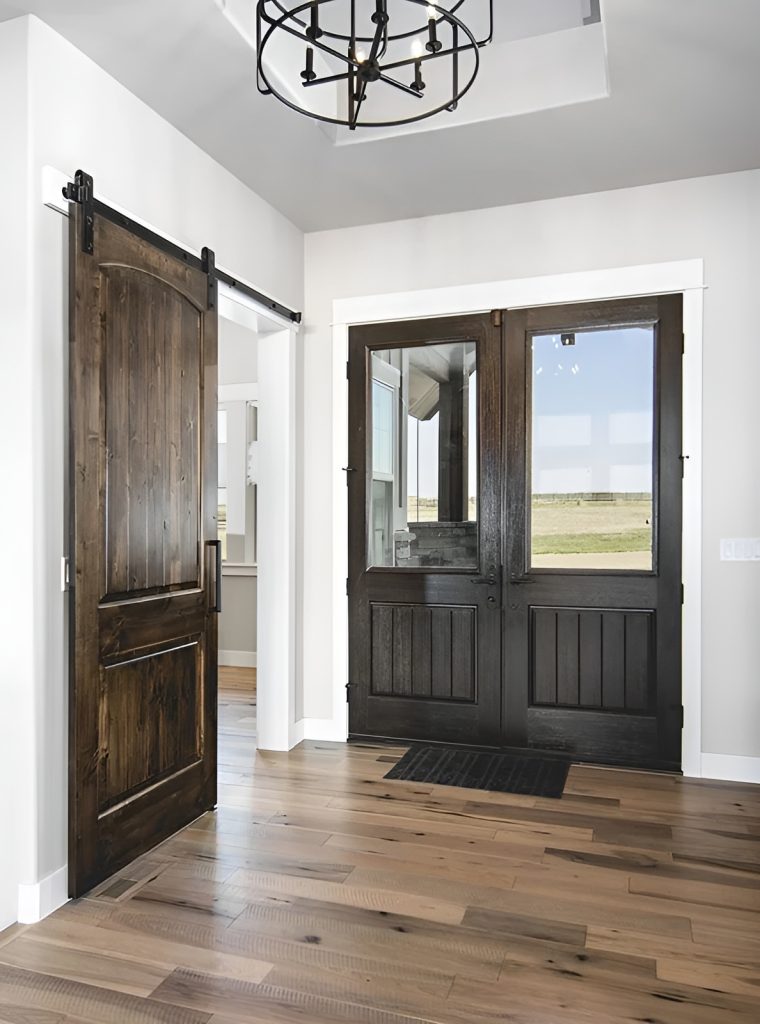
[407,495,653,569]
[531,496,652,569]
[407,497,468,523]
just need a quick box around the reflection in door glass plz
[530,327,655,571]
[368,341,478,568]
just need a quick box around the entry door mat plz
[384,745,571,799]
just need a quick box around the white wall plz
[303,169,760,768]
[220,317,259,385]
[0,14,304,929]
[0,16,34,934]
[220,575,258,662]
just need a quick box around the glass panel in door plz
[530,326,655,571]
[368,341,478,568]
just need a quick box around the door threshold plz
[349,733,681,775]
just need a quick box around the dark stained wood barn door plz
[68,204,219,896]
[348,314,503,746]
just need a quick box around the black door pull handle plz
[471,567,499,586]
[509,574,536,585]
[209,539,222,613]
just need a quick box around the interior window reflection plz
[369,341,478,568]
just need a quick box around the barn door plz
[68,201,219,897]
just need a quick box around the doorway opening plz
[347,297,684,771]
[217,315,260,756]
[216,303,295,762]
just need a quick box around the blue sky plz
[531,327,654,495]
[407,327,654,501]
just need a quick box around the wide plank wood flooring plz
[1,672,759,1022]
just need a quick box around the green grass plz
[532,529,651,555]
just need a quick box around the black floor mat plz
[384,745,571,798]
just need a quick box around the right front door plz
[503,296,683,770]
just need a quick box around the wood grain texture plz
[371,604,476,702]
[3,678,760,1022]
[532,608,655,714]
[68,207,218,897]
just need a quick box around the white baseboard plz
[701,753,760,785]
[18,866,68,924]
[289,720,305,748]
[219,650,257,668]
[302,717,348,743]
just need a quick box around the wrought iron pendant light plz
[256,1,494,130]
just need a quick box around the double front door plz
[347,297,683,770]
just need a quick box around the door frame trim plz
[330,260,704,778]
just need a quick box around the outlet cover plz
[721,538,760,561]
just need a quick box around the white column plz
[256,328,300,750]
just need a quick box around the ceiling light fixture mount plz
[256,1,494,131]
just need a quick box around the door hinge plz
[681,583,685,604]
[201,247,216,311]
[346,577,350,596]
[492,309,502,328]
[346,360,350,379]
[679,705,685,729]
[61,556,70,592]
[346,682,352,703]
[62,169,94,255]
[681,332,685,354]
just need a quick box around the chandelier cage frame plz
[255,0,494,130]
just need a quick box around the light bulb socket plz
[305,1,322,40]
[300,46,316,82]
[426,20,442,53]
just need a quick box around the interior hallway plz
[0,670,759,1023]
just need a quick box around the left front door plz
[347,313,503,747]
[68,204,219,897]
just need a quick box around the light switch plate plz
[721,538,760,561]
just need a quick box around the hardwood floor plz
[1,677,759,1022]
[219,665,258,696]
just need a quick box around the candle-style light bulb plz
[355,47,367,63]
[426,2,442,52]
[410,39,425,92]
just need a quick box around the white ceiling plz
[2,0,760,232]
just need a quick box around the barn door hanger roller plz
[62,170,302,324]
